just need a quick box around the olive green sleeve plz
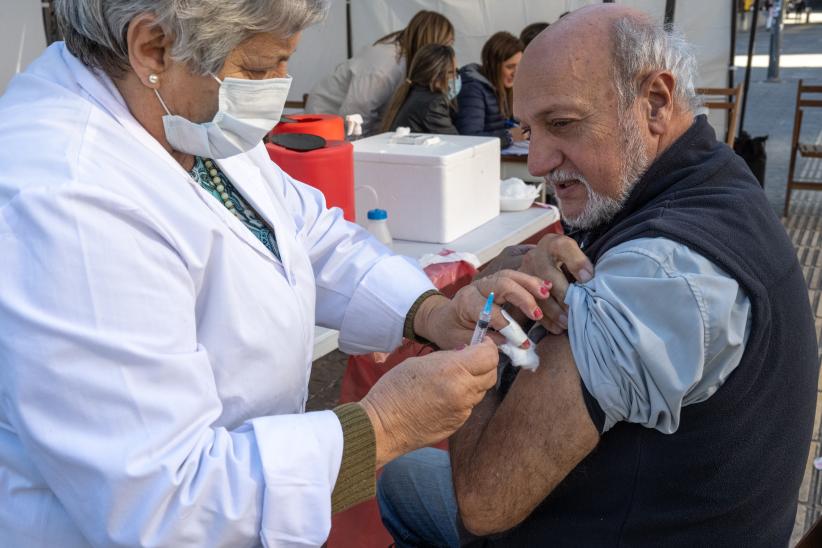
[331,403,377,513]
[402,289,444,345]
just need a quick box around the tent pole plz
[739,0,760,133]
[728,0,738,132]
[346,0,352,59]
[664,0,676,30]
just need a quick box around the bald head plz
[521,5,651,92]
[513,4,698,229]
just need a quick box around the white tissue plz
[394,126,411,137]
[499,343,540,371]
[500,177,539,199]
[418,250,481,269]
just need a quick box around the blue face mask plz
[447,74,462,101]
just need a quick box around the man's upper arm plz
[451,334,599,536]
[451,237,750,536]
[565,238,750,434]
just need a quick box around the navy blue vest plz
[479,117,818,547]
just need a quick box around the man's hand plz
[475,245,534,280]
[360,339,499,469]
[521,234,594,334]
[413,270,550,350]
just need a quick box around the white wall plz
[287,0,348,101]
[350,0,588,69]
[0,0,732,122]
[0,0,47,92]
[349,0,731,88]
[347,0,732,135]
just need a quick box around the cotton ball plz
[499,343,540,370]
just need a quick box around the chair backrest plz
[796,511,822,548]
[284,93,310,110]
[695,84,744,146]
[796,81,822,111]
[790,80,822,151]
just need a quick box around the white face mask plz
[154,73,292,159]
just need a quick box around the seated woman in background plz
[455,32,525,149]
[305,10,454,135]
[381,44,459,134]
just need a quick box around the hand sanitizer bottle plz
[366,209,393,248]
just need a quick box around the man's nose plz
[527,137,563,178]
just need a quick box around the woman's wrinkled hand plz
[413,270,551,349]
[360,338,499,469]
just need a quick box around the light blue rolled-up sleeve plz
[565,237,751,434]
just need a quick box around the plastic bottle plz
[366,209,393,248]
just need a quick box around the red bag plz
[339,253,477,403]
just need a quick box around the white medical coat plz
[0,43,434,547]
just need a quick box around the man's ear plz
[125,14,174,88]
[639,70,676,137]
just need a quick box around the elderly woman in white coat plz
[0,1,551,546]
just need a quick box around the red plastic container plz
[266,140,356,222]
[272,114,345,141]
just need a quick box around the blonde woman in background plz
[306,10,454,134]
[381,44,459,135]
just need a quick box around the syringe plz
[470,291,495,345]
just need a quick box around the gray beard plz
[557,115,651,231]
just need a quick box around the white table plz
[312,205,561,360]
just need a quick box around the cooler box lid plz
[353,132,499,166]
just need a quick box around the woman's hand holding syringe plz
[412,269,552,351]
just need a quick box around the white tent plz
[288,0,735,133]
[1,0,735,133]
[0,0,47,92]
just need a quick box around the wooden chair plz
[784,80,822,216]
[796,511,822,548]
[695,84,744,147]
[284,93,309,110]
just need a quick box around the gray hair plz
[612,16,700,113]
[54,0,329,78]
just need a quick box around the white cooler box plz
[353,133,501,243]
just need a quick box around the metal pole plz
[345,0,353,59]
[739,0,761,133]
[664,0,677,30]
[767,0,785,81]
[729,0,739,133]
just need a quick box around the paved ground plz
[306,15,822,545]
[306,350,348,412]
[788,190,822,546]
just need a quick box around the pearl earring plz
[148,74,159,85]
